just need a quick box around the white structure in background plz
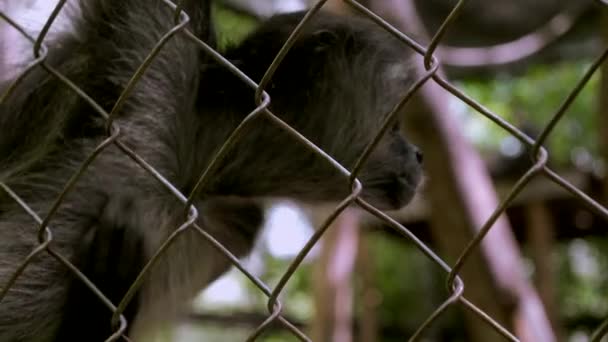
[263,203,315,258]
[224,0,309,18]
[1,0,76,82]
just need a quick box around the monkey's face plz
[260,68,424,211]
[357,124,423,210]
[217,11,424,210]
[269,15,424,210]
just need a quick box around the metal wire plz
[1,0,607,341]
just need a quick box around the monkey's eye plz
[312,29,338,53]
[390,121,401,132]
[314,29,337,46]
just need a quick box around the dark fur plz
[0,1,422,340]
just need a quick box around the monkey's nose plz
[415,150,424,164]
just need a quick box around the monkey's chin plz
[363,179,418,211]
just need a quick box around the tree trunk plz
[312,209,360,342]
[356,233,379,342]
[525,202,564,341]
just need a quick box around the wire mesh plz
[1,0,607,341]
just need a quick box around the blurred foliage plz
[558,238,608,328]
[214,4,259,49]
[364,234,435,330]
[243,254,315,320]
[357,234,467,341]
[454,62,599,167]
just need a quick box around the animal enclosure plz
[1,0,608,341]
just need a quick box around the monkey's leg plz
[53,197,146,341]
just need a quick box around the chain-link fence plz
[1,0,608,341]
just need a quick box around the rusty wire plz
[1,0,607,341]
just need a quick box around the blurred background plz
[3,0,607,341]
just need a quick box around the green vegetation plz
[213,4,259,49]
[455,62,599,166]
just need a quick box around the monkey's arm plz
[119,196,266,340]
[0,0,212,177]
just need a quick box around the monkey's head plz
[214,11,423,210]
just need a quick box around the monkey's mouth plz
[389,176,419,209]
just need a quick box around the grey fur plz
[0,1,422,341]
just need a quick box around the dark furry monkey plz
[0,0,423,340]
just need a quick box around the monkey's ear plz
[311,29,338,53]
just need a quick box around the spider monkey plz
[0,0,423,340]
